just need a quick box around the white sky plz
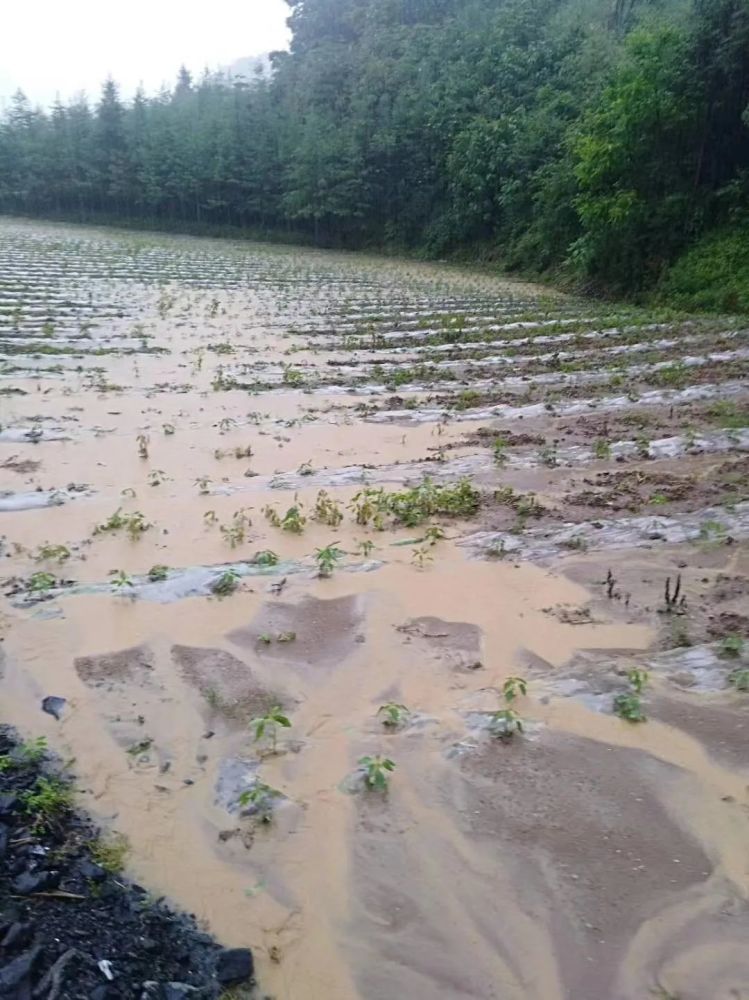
[0,0,291,109]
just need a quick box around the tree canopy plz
[1,0,748,295]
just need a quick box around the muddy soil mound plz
[0,727,254,999]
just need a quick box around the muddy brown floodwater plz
[1,218,749,999]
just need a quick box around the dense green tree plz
[0,0,748,296]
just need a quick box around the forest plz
[1,0,749,308]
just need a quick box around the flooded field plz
[1,217,748,1000]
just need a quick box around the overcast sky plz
[0,0,291,109]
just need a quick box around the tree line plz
[1,0,748,301]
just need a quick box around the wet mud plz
[1,218,748,999]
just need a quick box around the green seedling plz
[613,692,646,722]
[28,571,56,593]
[489,708,524,739]
[91,832,129,874]
[195,476,212,494]
[313,490,343,526]
[250,706,291,753]
[238,782,281,823]
[423,525,445,546]
[729,668,749,691]
[357,539,375,558]
[147,564,169,582]
[21,776,73,832]
[136,434,149,459]
[280,505,306,533]
[502,676,527,703]
[298,460,315,476]
[627,667,650,694]
[253,549,279,566]
[218,417,236,432]
[594,439,612,460]
[147,469,169,486]
[720,635,744,659]
[282,368,304,387]
[493,437,508,465]
[359,755,395,791]
[210,569,240,597]
[34,543,70,564]
[94,509,152,540]
[0,737,48,772]
[377,703,410,728]
[315,543,344,577]
[203,510,219,526]
[411,545,433,569]
[109,569,133,589]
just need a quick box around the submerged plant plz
[28,571,56,593]
[315,542,344,577]
[613,692,646,722]
[136,433,150,459]
[147,564,169,582]
[359,755,395,791]
[210,569,240,597]
[720,634,745,659]
[313,489,343,526]
[253,549,279,566]
[34,543,70,564]
[250,706,291,753]
[377,703,410,728]
[489,708,524,739]
[502,676,528,703]
[109,569,133,589]
[238,782,281,823]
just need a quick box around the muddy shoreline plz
[0,726,255,999]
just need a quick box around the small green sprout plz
[34,543,71,564]
[720,635,745,659]
[147,564,169,582]
[315,543,344,577]
[109,569,133,589]
[502,677,527,703]
[253,549,279,566]
[613,692,647,722]
[489,708,524,739]
[359,755,395,791]
[28,571,56,593]
[377,703,410,728]
[250,706,291,753]
[210,569,240,597]
[627,667,650,694]
[238,782,281,823]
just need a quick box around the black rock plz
[0,946,41,994]
[11,870,59,895]
[1,922,33,950]
[76,858,107,882]
[0,822,8,860]
[41,696,67,721]
[0,794,19,818]
[90,986,117,1000]
[0,906,21,937]
[163,984,199,999]
[216,947,254,986]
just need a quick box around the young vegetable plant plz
[250,706,291,753]
[238,783,281,823]
[210,569,240,597]
[253,549,279,566]
[720,635,745,659]
[359,755,395,791]
[502,676,527,703]
[34,543,70,564]
[315,543,344,577]
[109,569,133,590]
[28,571,56,593]
[194,476,212,495]
[613,692,647,722]
[377,703,410,729]
[136,434,149,459]
[729,668,749,691]
[357,539,375,558]
[147,564,169,582]
[489,708,524,739]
